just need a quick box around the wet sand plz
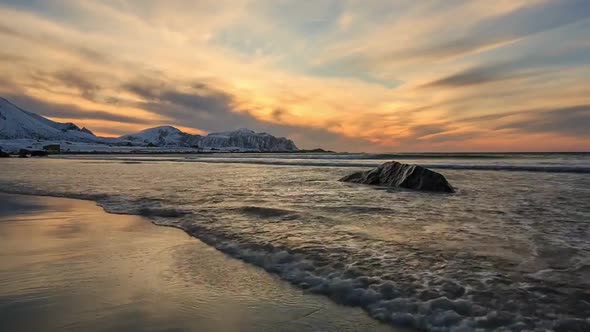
[0,193,394,332]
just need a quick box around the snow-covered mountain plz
[0,97,299,152]
[121,127,298,151]
[200,128,298,151]
[0,97,107,142]
[120,126,201,147]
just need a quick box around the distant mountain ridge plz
[0,97,298,152]
[120,126,297,151]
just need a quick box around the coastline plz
[0,193,395,332]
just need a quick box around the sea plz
[1,152,589,331]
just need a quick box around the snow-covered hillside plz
[121,127,298,151]
[120,126,201,147]
[201,128,298,152]
[0,97,299,153]
[0,97,106,142]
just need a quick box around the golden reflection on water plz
[0,194,394,332]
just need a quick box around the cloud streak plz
[497,105,590,137]
[6,94,157,125]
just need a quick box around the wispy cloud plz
[6,94,157,126]
[497,105,590,137]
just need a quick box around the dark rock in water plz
[0,150,9,158]
[339,161,455,193]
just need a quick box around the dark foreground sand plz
[0,193,395,332]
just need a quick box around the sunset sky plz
[1,0,589,152]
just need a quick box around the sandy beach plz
[0,193,394,332]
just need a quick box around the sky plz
[0,0,589,152]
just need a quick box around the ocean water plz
[1,153,589,331]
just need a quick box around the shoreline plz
[0,193,395,332]
[1,190,406,329]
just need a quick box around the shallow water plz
[1,153,589,331]
[0,194,393,332]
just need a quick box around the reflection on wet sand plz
[0,194,393,332]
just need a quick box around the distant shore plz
[0,150,336,157]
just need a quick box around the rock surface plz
[198,128,298,152]
[339,161,455,193]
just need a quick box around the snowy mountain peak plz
[200,128,297,151]
[80,127,94,136]
[128,126,183,136]
[209,128,261,137]
[121,126,297,151]
[236,128,255,134]
[120,125,196,147]
[0,97,99,141]
[149,125,182,132]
